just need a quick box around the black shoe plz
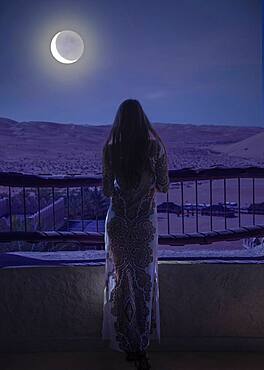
[134,351,151,370]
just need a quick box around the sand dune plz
[213,131,264,160]
[0,117,263,174]
[0,118,263,255]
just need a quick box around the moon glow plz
[50,31,84,64]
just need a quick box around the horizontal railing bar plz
[0,231,105,243]
[0,173,102,188]
[158,256,264,262]
[0,225,264,245]
[0,166,264,187]
[168,167,264,182]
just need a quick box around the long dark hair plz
[103,99,167,189]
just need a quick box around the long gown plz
[101,139,169,353]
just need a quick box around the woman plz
[101,99,169,370]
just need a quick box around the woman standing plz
[101,99,169,370]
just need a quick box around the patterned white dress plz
[101,139,169,353]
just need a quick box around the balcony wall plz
[1,261,264,353]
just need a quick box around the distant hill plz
[0,117,262,159]
[0,117,263,174]
[213,131,264,160]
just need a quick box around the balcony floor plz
[2,350,264,370]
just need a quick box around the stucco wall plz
[1,262,264,352]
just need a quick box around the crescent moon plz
[50,32,79,64]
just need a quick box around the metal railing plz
[0,166,264,247]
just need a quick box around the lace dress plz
[101,139,169,352]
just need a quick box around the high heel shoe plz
[134,351,151,370]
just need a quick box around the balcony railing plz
[0,166,264,248]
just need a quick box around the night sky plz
[0,0,262,126]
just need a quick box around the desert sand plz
[0,117,263,259]
[0,117,263,175]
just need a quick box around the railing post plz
[195,179,198,232]
[81,186,84,231]
[238,177,241,227]
[23,187,27,232]
[8,186,12,232]
[96,212,98,232]
[252,177,255,225]
[181,181,184,233]
[166,190,170,234]
[209,179,213,231]
[67,187,70,231]
[37,187,41,231]
[224,178,227,229]
[52,186,55,231]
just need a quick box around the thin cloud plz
[144,91,167,100]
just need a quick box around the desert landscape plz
[0,117,264,175]
[0,117,264,262]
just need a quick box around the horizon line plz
[0,116,263,129]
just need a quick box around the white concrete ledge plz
[1,262,264,352]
